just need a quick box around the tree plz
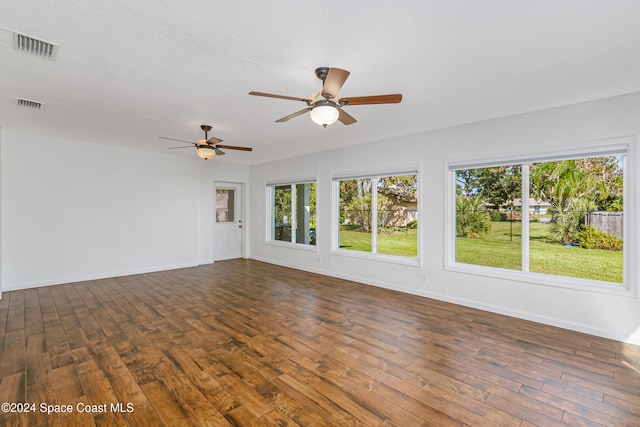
[273,185,292,227]
[530,156,622,212]
[530,156,624,243]
[477,165,521,211]
[378,175,418,201]
[340,174,418,232]
[340,178,373,231]
[456,169,482,197]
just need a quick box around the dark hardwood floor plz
[0,259,639,426]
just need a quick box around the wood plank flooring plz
[1,259,639,426]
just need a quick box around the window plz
[216,189,235,222]
[452,148,626,286]
[269,181,316,245]
[337,172,418,258]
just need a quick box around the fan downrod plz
[314,67,330,82]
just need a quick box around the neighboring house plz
[508,198,552,214]
[378,185,418,226]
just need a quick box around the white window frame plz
[266,179,317,251]
[332,168,420,266]
[445,137,636,297]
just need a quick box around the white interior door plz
[213,182,243,260]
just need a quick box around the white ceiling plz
[1,1,640,165]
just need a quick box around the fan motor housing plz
[315,67,330,82]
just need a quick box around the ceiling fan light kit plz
[196,145,216,159]
[310,103,339,127]
[250,66,402,128]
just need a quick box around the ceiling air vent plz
[13,31,58,60]
[15,98,45,110]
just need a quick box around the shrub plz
[577,226,623,251]
[549,198,597,244]
[456,197,491,238]
[489,211,507,221]
[406,220,418,229]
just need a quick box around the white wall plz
[249,92,640,345]
[0,130,248,292]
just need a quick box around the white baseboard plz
[2,261,200,292]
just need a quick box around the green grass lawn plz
[340,227,417,257]
[340,222,623,283]
[456,221,623,283]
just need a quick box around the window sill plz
[265,240,318,252]
[331,248,420,267]
[446,262,635,298]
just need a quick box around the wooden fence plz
[585,211,623,239]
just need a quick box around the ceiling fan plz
[159,124,252,160]
[249,66,402,127]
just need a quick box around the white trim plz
[521,164,530,272]
[447,138,630,170]
[445,163,456,269]
[331,179,340,252]
[332,162,419,182]
[333,168,419,181]
[445,262,634,297]
[265,240,318,251]
[330,247,420,266]
[371,176,378,253]
[266,185,273,241]
[266,177,316,186]
[2,261,199,292]
[291,184,298,244]
[622,144,638,297]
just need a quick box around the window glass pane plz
[339,178,373,252]
[529,156,624,283]
[216,189,235,222]
[270,182,316,245]
[338,174,418,258]
[273,185,292,242]
[377,174,418,257]
[293,183,316,245]
[455,165,522,270]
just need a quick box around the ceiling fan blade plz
[275,107,312,123]
[159,136,195,144]
[322,67,350,99]
[214,148,226,156]
[206,136,222,145]
[249,91,313,103]
[168,146,195,149]
[340,94,403,106]
[216,144,253,152]
[337,108,357,125]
